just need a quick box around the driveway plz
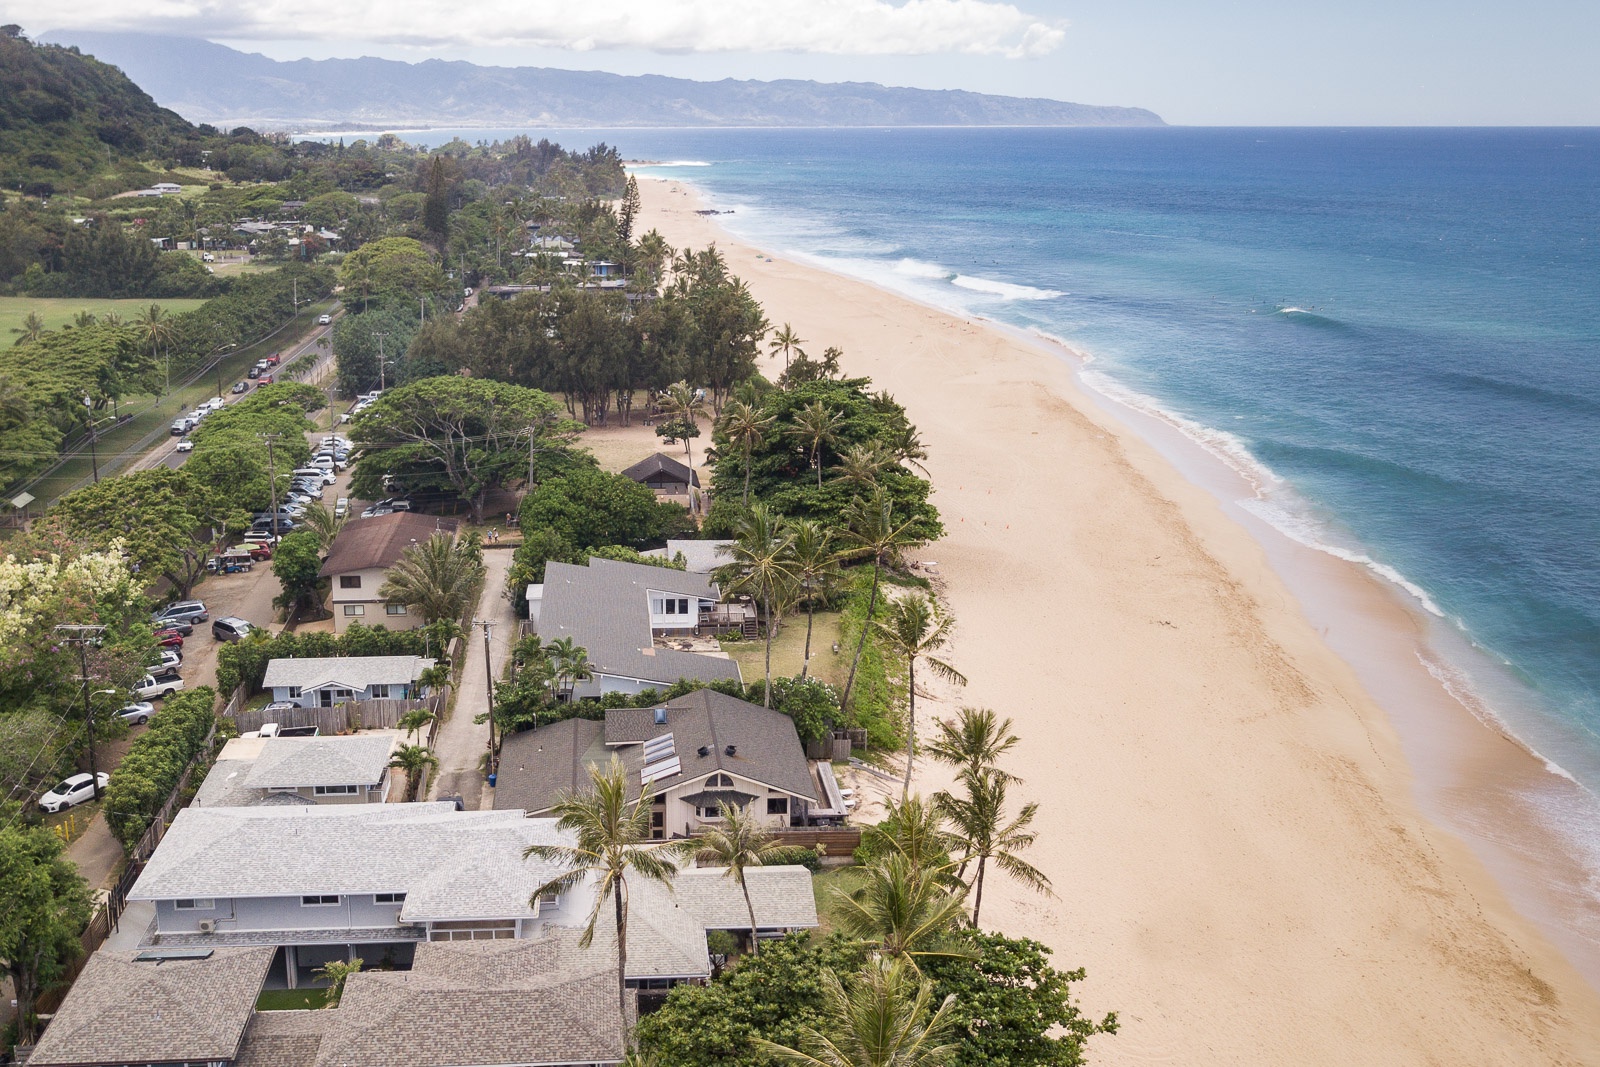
[429,548,519,810]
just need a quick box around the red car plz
[264,353,280,367]
[245,542,273,561]
[258,373,274,384]
[154,630,185,649]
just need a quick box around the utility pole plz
[82,396,99,483]
[480,618,497,776]
[375,333,387,393]
[56,625,107,801]
[258,432,283,542]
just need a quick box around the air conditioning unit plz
[197,919,216,935]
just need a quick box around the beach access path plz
[635,177,1600,1066]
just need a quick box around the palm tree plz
[398,707,437,741]
[833,443,892,492]
[792,400,845,489]
[838,488,926,715]
[523,758,685,1046]
[543,636,594,702]
[10,311,45,346]
[936,770,1051,928]
[134,304,176,395]
[379,533,485,625]
[861,793,961,888]
[656,379,707,456]
[313,957,362,1007]
[754,956,959,1067]
[715,504,799,706]
[832,853,970,969]
[388,743,439,802]
[718,398,775,506]
[788,519,840,679]
[768,322,805,370]
[692,801,792,955]
[876,595,967,796]
[887,424,930,478]
[635,229,672,287]
[297,499,347,552]
[925,708,1021,786]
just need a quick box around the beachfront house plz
[526,557,750,696]
[494,688,825,837]
[261,655,435,708]
[320,512,459,633]
[621,452,701,496]
[192,731,402,807]
[644,538,734,574]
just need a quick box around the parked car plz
[243,542,273,561]
[151,649,182,671]
[175,437,194,453]
[264,353,280,367]
[258,373,274,385]
[154,630,185,650]
[232,380,249,394]
[155,619,194,637]
[134,673,184,700]
[334,496,349,518]
[152,600,208,626]
[117,701,156,725]
[212,616,254,642]
[247,366,262,379]
[170,416,196,435]
[201,252,216,262]
[38,772,109,813]
[242,530,283,545]
[293,467,336,486]
[318,314,332,325]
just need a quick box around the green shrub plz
[103,688,217,852]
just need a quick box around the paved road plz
[429,548,519,810]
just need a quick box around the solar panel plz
[642,732,675,762]
[641,757,681,785]
[135,948,215,961]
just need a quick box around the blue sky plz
[16,0,1600,124]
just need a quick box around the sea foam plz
[951,275,1065,301]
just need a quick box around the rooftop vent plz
[697,745,710,758]
[724,744,737,757]
[653,707,667,725]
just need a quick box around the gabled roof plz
[243,732,399,790]
[674,865,820,931]
[494,689,816,814]
[647,538,734,574]
[27,947,274,1067]
[130,804,569,923]
[536,558,740,688]
[261,655,434,693]
[319,512,458,577]
[620,451,700,488]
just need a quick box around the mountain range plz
[40,32,1164,131]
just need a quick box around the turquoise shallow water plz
[337,127,1600,811]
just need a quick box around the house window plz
[174,898,215,910]
[313,785,359,796]
[340,575,362,589]
[385,603,408,615]
[343,604,365,616]
[369,684,391,699]
[374,892,407,904]
[767,797,789,815]
[286,686,301,698]
[707,773,733,788]
[301,895,342,906]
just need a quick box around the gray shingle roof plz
[261,656,434,693]
[674,865,820,931]
[620,451,700,488]
[495,690,815,814]
[318,512,458,578]
[536,558,741,688]
[645,539,733,573]
[244,732,399,789]
[130,804,571,922]
[233,1012,334,1067]
[27,947,274,1067]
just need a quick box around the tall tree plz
[271,530,325,616]
[423,155,451,247]
[719,398,776,506]
[830,853,971,970]
[925,708,1021,786]
[693,800,793,956]
[617,175,641,243]
[9,310,45,346]
[793,400,845,490]
[523,758,685,1047]
[656,379,706,457]
[0,820,94,1044]
[838,487,927,713]
[875,594,967,796]
[716,504,800,706]
[936,771,1051,928]
[379,532,486,625]
[134,303,177,394]
[755,956,960,1067]
[788,518,840,680]
[768,322,805,370]
[544,636,594,702]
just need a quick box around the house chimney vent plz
[724,744,737,756]
[697,745,710,757]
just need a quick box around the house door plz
[318,688,354,707]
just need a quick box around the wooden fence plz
[229,694,441,734]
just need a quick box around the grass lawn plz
[722,610,846,688]
[256,987,331,1011]
[0,296,209,337]
[812,866,869,938]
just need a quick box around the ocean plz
[330,124,1600,868]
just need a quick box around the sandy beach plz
[636,177,1600,1065]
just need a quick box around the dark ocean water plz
[348,127,1600,807]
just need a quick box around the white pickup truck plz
[134,673,184,700]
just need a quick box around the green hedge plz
[104,687,217,852]
[836,567,900,751]
[216,623,432,700]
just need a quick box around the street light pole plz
[56,625,107,801]
[258,432,283,543]
[82,396,99,483]
[480,618,497,776]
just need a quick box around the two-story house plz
[193,732,401,808]
[319,513,458,634]
[526,557,749,697]
[494,689,821,839]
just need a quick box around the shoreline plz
[635,175,1600,1063]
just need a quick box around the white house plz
[261,655,434,708]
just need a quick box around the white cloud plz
[19,0,1066,58]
